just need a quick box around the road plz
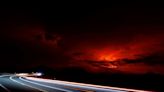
[0,74,151,92]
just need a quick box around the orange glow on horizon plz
[99,55,117,61]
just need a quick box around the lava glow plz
[93,49,126,62]
[99,55,117,61]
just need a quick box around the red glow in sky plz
[1,8,164,75]
[63,28,164,74]
[69,31,164,62]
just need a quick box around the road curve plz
[0,75,152,92]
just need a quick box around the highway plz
[0,74,151,92]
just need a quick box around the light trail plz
[25,77,152,92]
[19,77,73,92]
[0,84,10,92]
[10,76,47,92]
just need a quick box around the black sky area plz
[0,2,164,75]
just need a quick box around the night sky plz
[0,3,164,76]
